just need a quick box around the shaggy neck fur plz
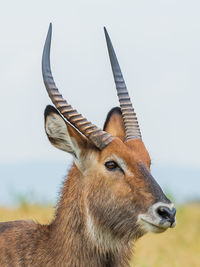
[45,165,132,267]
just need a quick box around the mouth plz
[140,218,168,233]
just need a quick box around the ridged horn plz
[104,27,142,140]
[42,23,113,150]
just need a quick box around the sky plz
[0,0,200,204]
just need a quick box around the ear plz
[44,105,88,159]
[103,107,125,141]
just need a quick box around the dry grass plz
[0,204,199,266]
[0,204,54,225]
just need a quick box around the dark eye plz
[105,161,120,171]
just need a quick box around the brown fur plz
[0,107,170,266]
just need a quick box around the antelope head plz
[42,24,176,246]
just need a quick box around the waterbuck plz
[0,24,176,267]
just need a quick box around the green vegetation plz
[0,204,199,266]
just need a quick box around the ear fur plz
[103,107,126,141]
[44,105,88,158]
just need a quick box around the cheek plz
[85,177,138,238]
[86,169,133,201]
[85,165,132,198]
[109,178,132,199]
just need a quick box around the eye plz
[105,160,120,171]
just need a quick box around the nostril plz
[156,206,176,224]
[157,206,170,219]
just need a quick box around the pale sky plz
[0,0,200,169]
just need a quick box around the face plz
[82,137,176,243]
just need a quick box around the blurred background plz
[0,1,199,266]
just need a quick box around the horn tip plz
[103,26,109,38]
[48,23,52,34]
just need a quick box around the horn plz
[42,23,113,150]
[104,27,142,141]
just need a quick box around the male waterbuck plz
[0,24,176,267]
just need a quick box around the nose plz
[156,206,176,225]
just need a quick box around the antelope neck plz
[47,165,131,267]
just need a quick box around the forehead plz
[99,138,151,168]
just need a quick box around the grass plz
[0,204,54,225]
[0,203,199,266]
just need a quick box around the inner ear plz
[103,107,125,141]
[44,105,89,157]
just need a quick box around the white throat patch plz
[86,207,124,253]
